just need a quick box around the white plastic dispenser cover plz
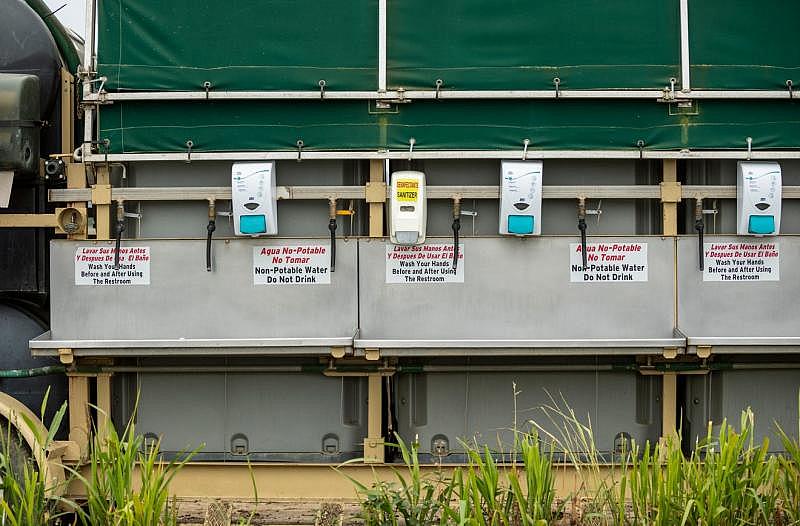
[232,162,277,236]
[389,170,426,245]
[737,161,781,236]
[499,160,543,236]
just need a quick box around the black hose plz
[452,217,461,269]
[329,218,337,273]
[578,217,587,269]
[206,220,216,272]
[696,218,704,271]
[114,219,126,270]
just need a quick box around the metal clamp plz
[787,80,794,99]
[319,79,327,99]
[203,81,212,99]
[522,138,530,161]
[435,79,444,100]
[746,136,752,160]
[553,77,561,98]
[637,139,646,159]
[185,140,194,164]
[296,139,304,162]
[408,137,415,161]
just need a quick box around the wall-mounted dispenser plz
[737,161,781,236]
[389,170,426,245]
[499,161,543,236]
[232,162,277,236]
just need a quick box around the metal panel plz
[684,369,800,453]
[49,239,357,341]
[677,236,800,341]
[358,236,676,343]
[137,373,367,460]
[396,371,661,459]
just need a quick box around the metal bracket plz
[363,437,385,463]
[330,347,347,359]
[185,140,194,163]
[659,181,682,203]
[435,79,443,100]
[318,79,327,99]
[364,348,381,361]
[637,139,646,159]
[203,81,212,99]
[696,345,712,359]
[746,136,753,160]
[58,348,74,365]
[662,347,678,360]
[522,138,530,161]
[296,139,304,162]
[91,184,112,205]
[408,137,415,161]
[787,80,794,99]
[553,77,561,98]
[365,181,387,203]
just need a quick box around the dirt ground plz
[174,499,362,525]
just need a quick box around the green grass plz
[345,389,800,526]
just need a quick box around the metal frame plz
[48,185,800,204]
[82,150,800,163]
[30,331,353,357]
[82,89,797,102]
[679,0,690,92]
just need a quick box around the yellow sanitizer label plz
[396,179,419,202]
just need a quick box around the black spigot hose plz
[114,219,126,269]
[696,218,704,271]
[329,218,337,273]
[578,217,587,269]
[206,220,216,272]
[452,217,461,269]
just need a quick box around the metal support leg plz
[67,374,91,458]
[96,373,112,446]
[661,372,678,442]
[364,373,384,463]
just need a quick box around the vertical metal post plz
[82,0,97,157]
[369,159,385,237]
[679,0,691,92]
[662,160,678,236]
[661,372,678,440]
[364,374,384,463]
[68,374,91,458]
[94,165,111,239]
[96,373,113,446]
[378,0,387,91]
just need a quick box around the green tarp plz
[689,0,800,89]
[388,0,680,90]
[98,0,800,92]
[98,0,378,91]
[95,1,800,152]
[98,100,800,153]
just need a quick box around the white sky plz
[43,0,86,38]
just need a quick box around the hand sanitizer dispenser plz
[499,160,543,236]
[737,161,781,236]
[232,162,278,236]
[389,170,426,245]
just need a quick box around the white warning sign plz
[253,245,331,285]
[570,243,648,282]
[74,246,150,286]
[703,242,779,282]
[386,244,464,284]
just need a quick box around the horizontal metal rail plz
[49,185,800,203]
[82,149,800,162]
[84,88,795,103]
